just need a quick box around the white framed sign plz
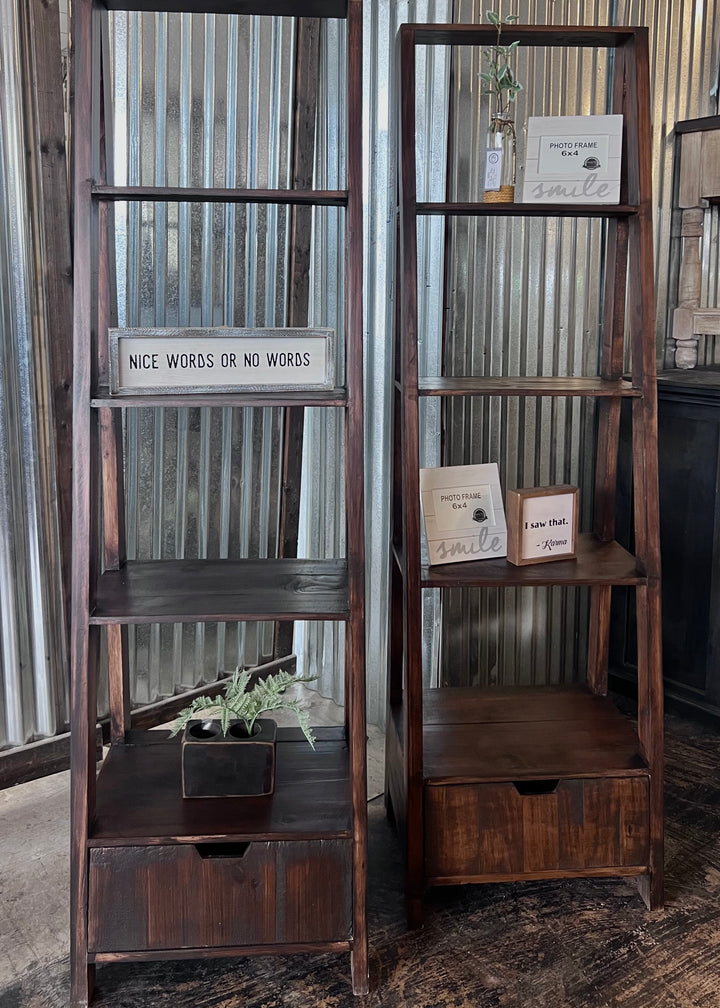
[506,485,579,565]
[109,327,335,395]
[419,463,507,565]
[521,115,623,204]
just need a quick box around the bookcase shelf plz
[69,2,368,1003]
[418,535,645,589]
[416,200,638,217]
[417,376,641,397]
[385,22,663,928]
[90,727,353,844]
[90,558,351,624]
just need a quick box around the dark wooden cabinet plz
[613,369,720,719]
[69,2,367,1004]
[656,374,720,711]
[385,24,663,927]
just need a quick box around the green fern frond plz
[293,706,316,750]
[169,694,222,736]
[224,668,252,703]
[170,666,318,748]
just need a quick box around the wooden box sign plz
[109,326,335,395]
[506,485,579,566]
[522,115,623,204]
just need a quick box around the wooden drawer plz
[88,839,352,953]
[424,776,649,881]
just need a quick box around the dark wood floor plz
[6,707,720,1008]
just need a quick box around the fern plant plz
[171,667,317,749]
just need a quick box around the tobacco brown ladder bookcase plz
[385,24,663,928]
[69,2,367,1004]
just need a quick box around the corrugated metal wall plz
[364,0,454,715]
[106,9,351,709]
[430,0,720,687]
[435,2,620,685]
[108,12,293,707]
[0,0,68,749]
[1,0,719,750]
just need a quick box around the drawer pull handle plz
[195,842,251,859]
[513,779,560,796]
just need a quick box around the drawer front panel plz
[425,776,649,879]
[88,839,352,952]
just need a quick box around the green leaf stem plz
[481,11,523,120]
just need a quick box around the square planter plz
[181,718,277,798]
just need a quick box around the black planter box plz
[181,718,277,798]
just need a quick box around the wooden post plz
[672,119,720,368]
[275,17,320,661]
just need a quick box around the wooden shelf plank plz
[90,558,350,623]
[423,684,628,725]
[93,185,348,206]
[102,1,348,17]
[92,387,348,409]
[90,941,353,964]
[90,727,353,844]
[406,24,638,48]
[417,376,640,397]
[419,687,648,783]
[416,201,637,218]
[424,720,647,782]
[420,534,644,588]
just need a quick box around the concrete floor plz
[1,768,72,992]
[0,695,386,999]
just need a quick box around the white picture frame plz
[419,463,507,565]
[521,114,623,204]
[109,327,336,395]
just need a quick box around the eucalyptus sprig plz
[171,667,318,749]
[479,11,522,121]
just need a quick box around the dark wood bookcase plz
[69,2,368,1004]
[385,24,663,927]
